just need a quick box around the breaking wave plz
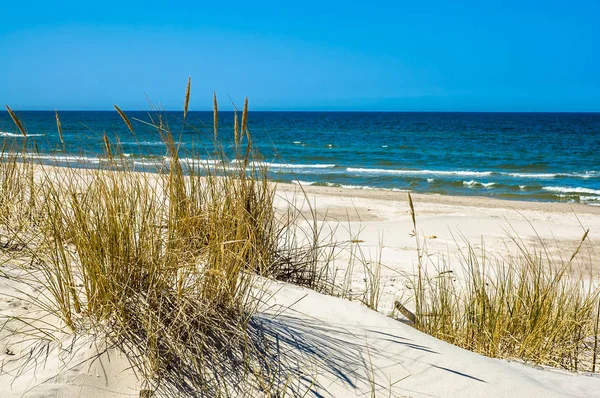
[463,180,496,188]
[542,186,600,195]
[347,167,493,177]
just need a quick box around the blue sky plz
[1,1,599,111]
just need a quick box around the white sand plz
[2,183,600,397]
[276,184,600,314]
[259,281,600,397]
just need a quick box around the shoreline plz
[277,180,600,215]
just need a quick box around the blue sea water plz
[1,111,599,205]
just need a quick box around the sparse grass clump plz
[406,193,600,372]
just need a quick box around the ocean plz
[1,111,599,205]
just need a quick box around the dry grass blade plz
[5,105,27,137]
[103,134,113,160]
[407,193,416,229]
[184,76,191,119]
[114,104,135,135]
[234,110,239,146]
[241,97,248,139]
[593,300,600,372]
[568,229,589,265]
[55,110,64,145]
[213,91,218,140]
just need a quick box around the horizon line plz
[4,109,600,114]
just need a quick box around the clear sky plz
[1,1,599,111]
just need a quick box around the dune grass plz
[405,193,600,372]
[0,90,331,396]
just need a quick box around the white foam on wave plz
[32,154,161,166]
[506,171,599,179]
[1,131,44,138]
[542,186,600,195]
[29,154,103,164]
[292,180,315,186]
[580,196,600,202]
[133,159,164,167]
[339,184,411,192]
[427,178,435,183]
[293,141,302,144]
[347,167,493,177]
[176,157,222,166]
[338,183,374,190]
[232,160,336,169]
[281,163,336,169]
[573,171,600,179]
[506,172,558,178]
[463,180,496,188]
[519,185,526,190]
[291,180,411,192]
[121,141,166,146]
[18,153,223,168]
